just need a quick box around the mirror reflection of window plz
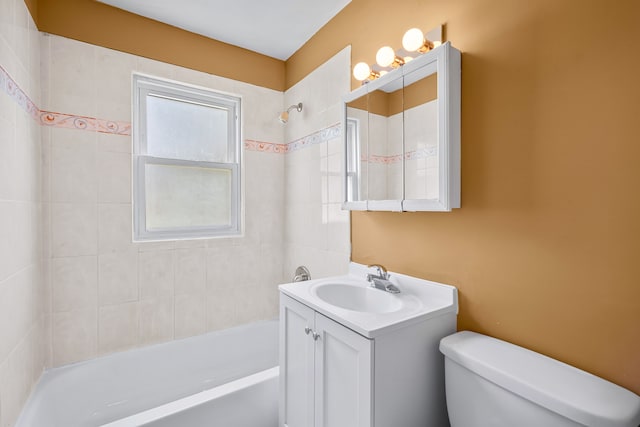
[346,118,360,202]
[345,95,369,203]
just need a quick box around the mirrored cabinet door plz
[344,93,368,209]
[403,71,438,202]
[366,73,403,211]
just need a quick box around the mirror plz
[367,73,404,208]
[343,42,460,211]
[403,71,438,201]
[345,93,368,208]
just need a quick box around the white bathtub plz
[16,320,279,427]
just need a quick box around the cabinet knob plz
[304,326,312,335]
[312,332,320,341]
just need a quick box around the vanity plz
[278,263,458,427]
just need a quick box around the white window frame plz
[132,74,242,241]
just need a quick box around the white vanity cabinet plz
[279,264,457,427]
[279,294,372,427]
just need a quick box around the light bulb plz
[353,62,371,81]
[376,46,396,67]
[402,28,425,52]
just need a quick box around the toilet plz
[440,331,640,427]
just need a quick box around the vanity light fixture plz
[352,25,443,85]
[376,46,405,68]
[353,62,380,82]
[402,28,434,53]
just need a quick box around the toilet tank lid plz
[440,331,640,427]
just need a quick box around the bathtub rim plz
[100,366,279,427]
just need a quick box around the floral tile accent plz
[0,64,40,121]
[244,139,287,153]
[364,147,438,164]
[286,122,341,152]
[39,111,131,135]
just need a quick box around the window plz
[133,74,241,241]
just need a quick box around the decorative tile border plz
[2,64,132,135]
[244,139,287,153]
[39,111,131,135]
[246,123,342,154]
[0,64,39,121]
[365,146,438,164]
[2,63,343,152]
[286,122,342,152]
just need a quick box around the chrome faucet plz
[366,264,400,294]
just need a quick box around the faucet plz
[366,264,400,294]
[292,266,311,282]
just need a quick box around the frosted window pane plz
[145,164,231,229]
[146,95,229,162]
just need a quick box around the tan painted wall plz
[290,0,640,394]
[34,0,285,91]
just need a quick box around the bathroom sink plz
[312,283,402,313]
[279,263,458,338]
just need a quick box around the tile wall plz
[40,34,288,367]
[0,17,352,424]
[0,0,48,426]
[283,47,351,279]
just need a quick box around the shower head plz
[279,102,303,124]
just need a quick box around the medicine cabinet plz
[342,42,461,211]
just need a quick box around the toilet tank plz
[440,331,640,427]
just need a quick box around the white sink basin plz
[312,283,402,313]
[279,263,458,338]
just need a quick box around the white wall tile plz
[174,248,206,295]
[50,136,97,203]
[14,113,40,202]
[95,47,135,122]
[98,203,133,253]
[174,293,206,339]
[98,302,139,354]
[138,250,174,300]
[51,308,97,366]
[0,116,15,201]
[51,203,97,257]
[98,250,138,306]
[0,202,17,283]
[51,256,97,313]
[48,36,96,116]
[97,133,131,154]
[98,151,131,203]
[0,0,16,49]
[139,297,173,346]
[205,289,236,332]
[98,203,135,254]
[0,336,32,427]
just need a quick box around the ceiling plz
[97,0,351,61]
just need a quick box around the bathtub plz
[16,319,279,427]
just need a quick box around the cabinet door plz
[314,313,373,427]
[280,295,316,427]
